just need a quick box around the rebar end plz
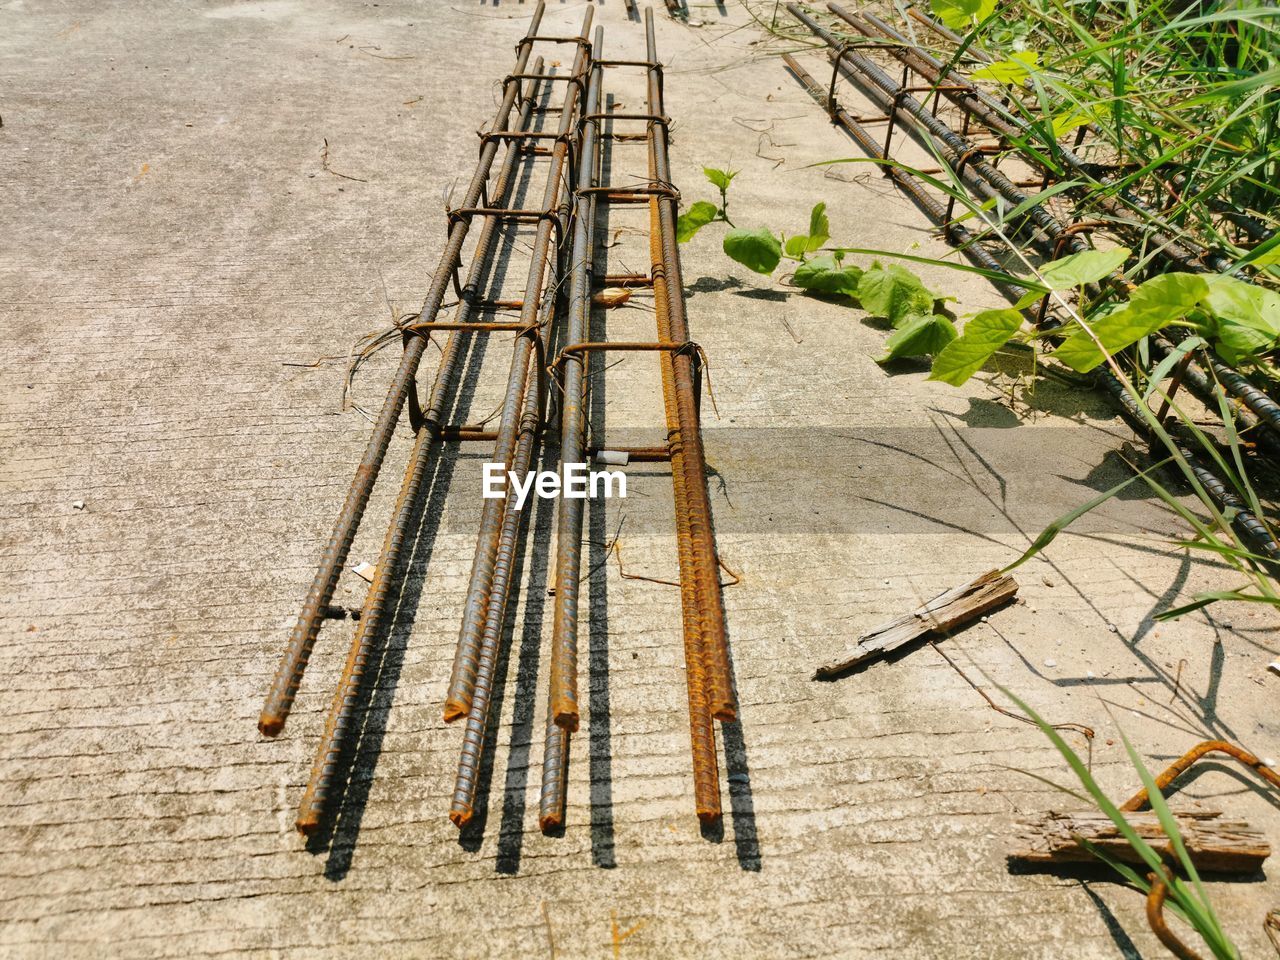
[258,714,285,738]
[553,709,580,733]
[711,703,737,724]
[442,701,467,724]
[696,809,723,826]
[449,808,472,829]
[295,814,320,837]
[538,811,562,833]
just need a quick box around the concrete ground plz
[2,1,1278,957]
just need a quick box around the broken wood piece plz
[1010,808,1270,874]
[812,569,1018,679]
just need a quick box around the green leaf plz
[1214,319,1275,365]
[723,227,781,275]
[792,254,863,296]
[1053,273,1209,372]
[930,0,995,30]
[928,308,1023,385]
[1202,274,1280,336]
[676,201,719,243]
[1039,247,1131,290]
[704,167,737,192]
[805,202,829,253]
[784,234,809,258]
[1050,108,1094,137]
[857,263,935,326]
[879,314,957,362]
[971,51,1039,84]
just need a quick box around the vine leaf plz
[676,201,719,243]
[1042,246,1130,290]
[793,254,862,297]
[723,227,782,274]
[930,0,995,30]
[858,263,935,327]
[1054,272,1209,372]
[879,313,957,363]
[928,308,1023,385]
[972,52,1039,84]
[704,167,737,192]
[806,202,830,253]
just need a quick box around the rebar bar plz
[259,5,548,738]
[789,4,1090,263]
[847,6,1280,449]
[547,44,607,736]
[650,149,722,824]
[444,6,595,725]
[784,45,1280,566]
[646,7,736,723]
[450,37,605,831]
[804,4,1280,454]
[292,62,559,836]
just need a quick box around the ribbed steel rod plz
[650,152,721,824]
[646,7,736,723]
[838,6,1280,445]
[450,282,563,827]
[546,44,605,738]
[785,47,1280,564]
[789,4,1090,262]
[783,53,1031,305]
[451,43,604,831]
[841,6,1223,273]
[444,6,595,724]
[259,4,547,738]
[1098,368,1280,562]
[290,63,548,837]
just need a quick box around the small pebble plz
[1106,623,1118,633]
[1086,670,1095,679]
[1268,662,1280,677]
[1264,758,1277,769]
[1043,658,1057,668]
[71,500,85,510]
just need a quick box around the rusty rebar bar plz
[291,64,551,836]
[450,39,605,831]
[789,4,1089,263]
[650,144,721,825]
[259,4,548,738]
[1146,867,1206,960]
[810,4,1280,453]
[1120,739,1280,812]
[645,7,736,723]
[543,35,604,760]
[444,6,595,724]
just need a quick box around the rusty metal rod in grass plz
[783,53,1030,303]
[788,4,1090,262]
[444,6,595,724]
[292,65,553,836]
[1146,867,1206,960]
[839,7,1223,271]
[644,7,736,723]
[450,40,605,831]
[842,7,1280,446]
[784,50,1280,565]
[258,5,548,738]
